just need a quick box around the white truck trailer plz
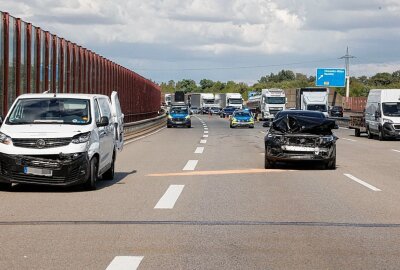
[246,89,286,121]
[296,87,329,117]
[201,93,216,110]
[215,93,243,109]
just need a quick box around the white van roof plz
[17,93,109,100]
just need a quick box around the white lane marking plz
[154,185,185,209]
[124,127,166,145]
[200,140,207,144]
[260,131,267,134]
[195,147,204,154]
[341,138,357,142]
[183,160,198,171]
[392,149,400,153]
[344,174,381,192]
[106,256,144,270]
[204,131,209,134]
[203,135,209,138]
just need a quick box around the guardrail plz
[329,116,350,127]
[123,111,167,141]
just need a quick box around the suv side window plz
[94,99,101,123]
[98,98,112,120]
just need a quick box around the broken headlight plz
[0,132,12,145]
[71,132,91,144]
[319,135,335,145]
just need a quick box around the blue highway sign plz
[315,68,346,87]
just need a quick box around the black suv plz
[329,106,343,117]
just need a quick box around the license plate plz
[175,122,183,124]
[282,145,316,152]
[24,167,52,177]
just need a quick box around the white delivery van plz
[0,91,124,190]
[365,89,400,140]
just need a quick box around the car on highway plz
[329,106,344,117]
[190,107,200,114]
[220,106,237,118]
[264,110,338,169]
[167,106,191,128]
[230,110,255,128]
[210,107,221,114]
[0,92,124,191]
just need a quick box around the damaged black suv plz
[264,110,338,169]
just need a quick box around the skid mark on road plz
[148,168,294,177]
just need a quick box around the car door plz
[97,98,114,170]
[111,91,124,151]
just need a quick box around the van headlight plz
[71,132,91,144]
[0,132,12,145]
[383,118,393,124]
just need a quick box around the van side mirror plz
[0,116,3,126]
[97,116,109,127]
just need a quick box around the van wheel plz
[103,154,115,180]
[378,129,385,141]
[355,129,360,137]
[84,157,98,190]
[367,127,373,139]
[0,183,11,191]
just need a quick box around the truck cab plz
[296,88,329,117]
[260,89,286,121]
[0,92,124,190]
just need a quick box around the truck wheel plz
[367,127,373,139]
[103,153,115,180]
[0,183,11,191]
[355,129,361,137]
[84,157,98,190]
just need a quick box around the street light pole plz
[339,46,356,98]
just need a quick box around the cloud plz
[1,0,400,83]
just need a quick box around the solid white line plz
[200,140,207,144]
[341,138,357,142]
[344,174,381,192]
[195,147,204,154]
[124,127,166,145]
[106,256,144,270]
[203,135,209,138]
[183,160,198,171]
[154,185,185,209]
[392,149,400,153]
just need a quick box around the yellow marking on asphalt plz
[147,168,293,177]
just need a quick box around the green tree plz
[176,79,198,93]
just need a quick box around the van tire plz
[378,128,385,141]
[103,154,115,180]
[0,183,11,191]
[355,129,361,137]
[84,157,98,190]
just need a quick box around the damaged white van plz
[0,92,124,191]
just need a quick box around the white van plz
[365,89,400,140]
[0,92,124,190]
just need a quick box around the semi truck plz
[189,93,201,109]
[246,89,286,121]
[201,93,217,110]
[215,93,243,109]
[296,87,329,117]
[164,94,172,106]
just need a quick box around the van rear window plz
[7,98,91,125]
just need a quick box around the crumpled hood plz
[272,115,335,135]
[0,124,91,138]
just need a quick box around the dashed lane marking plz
[392,149,400,153]
[200,140,207,144]
[106,256,144,270]
[154,185,185,209]
[260,131,267,134]
[195,147,204,154]
[147,168,294,177]
[203,135,209,138]
[204,131,209,134]
[183,160,198,171]
[344,174,381,192]
[341,138,357,142]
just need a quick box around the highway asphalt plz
[0,115,400,269]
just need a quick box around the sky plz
[2,0,400,84]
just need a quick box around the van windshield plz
[307,104,327,112]
[382,102,400,116]
[6,98,91,125]
[265,97,285,104]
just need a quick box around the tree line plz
[160,69,400,100]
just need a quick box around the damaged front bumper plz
[0,152,89,186]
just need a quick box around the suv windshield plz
[265,97,285,104]
[382,102,400,116]
[6,98,91,125]
[234,112,251,117]
[307,104,327,112]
